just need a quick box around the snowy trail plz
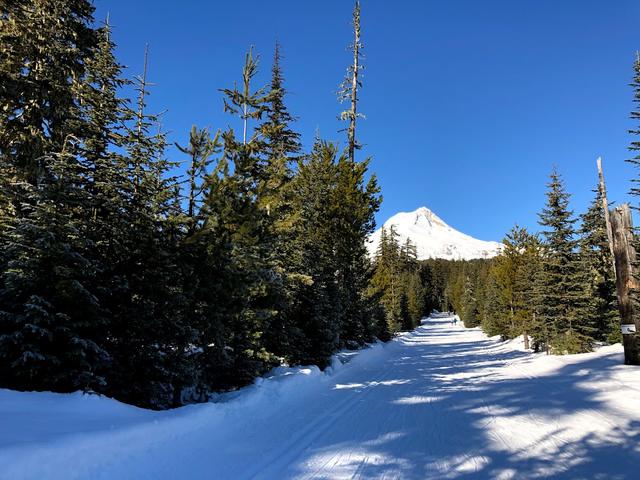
[1,317,640,479]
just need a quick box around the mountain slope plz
[368,206,502,260]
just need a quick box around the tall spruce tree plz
[201,47,280,387]
[370,227,403,333]
[102,48,195,409]
[0,0,114,393]
[460,274,479,327]
[0,148,110,392]
[334,154,381,344]
[0,0,99,185]
[287,141,343,365]
[535,169,593,353]
[257,43,303,360]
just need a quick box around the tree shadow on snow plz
[290,323,640,479]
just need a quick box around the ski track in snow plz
[1,316,640,479]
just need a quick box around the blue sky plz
[96,0,640,241]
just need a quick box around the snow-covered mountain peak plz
[409,206,449,229]
[368,206,502,261]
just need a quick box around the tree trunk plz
[609,204,640,365]
[347,0,361,163]
[597,157,616,275]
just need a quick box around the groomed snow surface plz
[1,316,639,479]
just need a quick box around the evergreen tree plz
[175,126,220,233]
[481,273,505,337]
[259,42,301,165]
[628,52,640,196]
[370,227,403,333]
[0,0,98,184]
[0,1,113,394]
[579,188,619,343]
[460,274,479,327]
[103,48,195,409]
[517,234,543,349]
[0,149,109,392]
[333,152,381,345]
[201,47,280,386]
[257,43,302,360]
[405,269,425,328]
[287,138,380,363]
[489,226,540,347]
[535,168,593,353]
[287,140,343,365]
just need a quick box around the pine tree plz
[535,168,593,353]
[201,47,280,386]
[0,1,114,393]
[0,0,98,185]
[579,188,619,343]
[489,226,540,347]
[461,274,479,327]
[257,43,302,360]
[175,126,220,233]
[628,52,640,196]
[287,140,343,365]
[102,48,195,409]
[333,152,381,345]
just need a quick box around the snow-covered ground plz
[1,317,639,479]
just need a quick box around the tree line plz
[426,53,640,355]
[434,170,622,353]
[0,0,424,409]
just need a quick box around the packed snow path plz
[1,317,639,479]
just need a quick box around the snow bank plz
[0,338,390,455]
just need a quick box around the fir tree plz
[0,148,110,392]
[175,126,220,232]
[287,140,343,365]
[461,274,479,327]
[202,47,280,386]
[260,42,301,165]
[628,52,640,196]
[0,1,114,394]
[579,188,619,343]
[257,43,302,360]
[370,227,403,333]
[0,0,98,185]
[103,48,194,408]
[489,226,540,347]
[333,152,381,344]
[535,168,593,353]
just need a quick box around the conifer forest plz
[1,2,640,479]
